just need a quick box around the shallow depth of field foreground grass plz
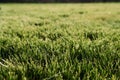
[0,3,120,80]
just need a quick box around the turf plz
[0,3,120,80]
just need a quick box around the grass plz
[0,3,120,80]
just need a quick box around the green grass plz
[0,3,120,80]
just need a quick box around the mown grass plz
[0,3,120,80]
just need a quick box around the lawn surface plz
[0,3,120,80]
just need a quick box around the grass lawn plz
[0,3,120,80]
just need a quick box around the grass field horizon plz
[0,3,120,80]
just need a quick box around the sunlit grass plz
[0,3,120,80]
